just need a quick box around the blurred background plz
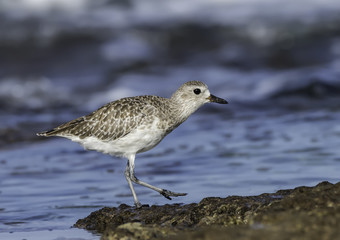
[1,0,340,239]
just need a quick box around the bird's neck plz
[169,96,202,124]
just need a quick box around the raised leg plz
[126,154,187,201]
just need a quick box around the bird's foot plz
[134,202,149,208]
[160,189,187,200]
[134,201,142,208]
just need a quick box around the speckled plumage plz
[42,96,175,142]
[37,81,228,207]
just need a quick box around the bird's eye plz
[193,88,201,95]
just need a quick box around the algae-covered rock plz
[101,222,176,240]
[74,181,340,240]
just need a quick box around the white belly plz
[66,126,166,158]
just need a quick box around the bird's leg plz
[124,161,142,208]
[127,155,187,200]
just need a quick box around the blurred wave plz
[0,0,340,111]
[1,1,340,238]
[0,0,339,146]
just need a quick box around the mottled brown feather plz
[38,95,175,141]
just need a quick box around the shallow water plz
[1,0,340,239]
[1,107,340,239]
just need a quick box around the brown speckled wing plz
[42,96,163,141]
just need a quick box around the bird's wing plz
[38,96,160,141]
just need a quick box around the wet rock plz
[74,181,340,240]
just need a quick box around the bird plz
[37,81,228,208]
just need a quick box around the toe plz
[161,189,187,199]
[135,202,142,208]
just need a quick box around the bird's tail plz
[36,131,47,137]
[36,116,86,137]
[36,129,59,137]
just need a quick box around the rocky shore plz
[74,181,340,240]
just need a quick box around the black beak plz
[208,94,228,104]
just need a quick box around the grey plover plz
[37,81,228,207]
